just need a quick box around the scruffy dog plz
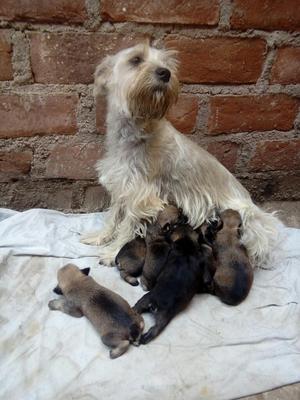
[204,210,254,305]
[81,42,279,268]
[48,264,144,359]
[115,205,184,287]
[134,224,210,344]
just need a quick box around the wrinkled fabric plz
[0,208,299,400]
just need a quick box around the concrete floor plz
[240,201,300,400]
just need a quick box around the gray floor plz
[240,201,300,400]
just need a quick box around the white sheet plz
[0,208,299,400]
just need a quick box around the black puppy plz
[134,225,210,344]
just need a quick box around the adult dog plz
[82,42,279,268]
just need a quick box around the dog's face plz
[54,264,90,294]
[157,205,187,232]
[170,224,198,244]
[94,43,179,120]
[220,209,242,232]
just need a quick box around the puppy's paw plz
[48,299,61,311]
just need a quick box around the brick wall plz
[0,0,299,212]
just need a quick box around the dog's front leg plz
[98,196,165,266]
[80,202,122,246]
[48,298,83,318]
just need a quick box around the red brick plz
[101,0,219,26]
[96,97,107,134]
[46,143,103,180]
[271,47,300,84]
[0,0,87,24]
[231,0,300,31]
[249,140,300,172]
[206,141,239,172]
[0,31,13,81]
[0,150,32,182]
[0,94,78,138]
[165,36,266,84]
[30,33,144,84]
[208,95,299,135]
[167,94,198,134]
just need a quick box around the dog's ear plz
[94,56,113,97]
[53,285,63,295]
[80,267,90,276]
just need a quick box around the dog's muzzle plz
[155,67,171,83]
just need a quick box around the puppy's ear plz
[53,285,63,295]
[80,267,90,276]
[94,56,113,97]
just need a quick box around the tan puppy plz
[48,264,144,359]
[115,205,186,288]
[206,210,254,305]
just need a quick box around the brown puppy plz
[48,263,144,359]
[141,205,187,291]
[206,209,254,305]
[115,237,146,286]
[115,205,186,288]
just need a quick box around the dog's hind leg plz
[102,333,130,359]
[48,298,83,318]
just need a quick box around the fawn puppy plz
[48,263,144,359]
[205,209,254,305]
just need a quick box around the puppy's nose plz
[155,67,171,83]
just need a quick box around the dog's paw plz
[98,251,117,267]
[48,299,60,311]
[80,235,104,246]
[80,231,113,246]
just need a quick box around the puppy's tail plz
[239,204,282,269]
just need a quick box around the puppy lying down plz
[48,264,144,359]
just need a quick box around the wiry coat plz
[81,43,279,269]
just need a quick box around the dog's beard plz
[127,74,179,121]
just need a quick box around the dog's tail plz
[238,204,282,269]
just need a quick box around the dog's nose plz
[155,67,171,83]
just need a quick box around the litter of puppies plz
[49,206,253,358]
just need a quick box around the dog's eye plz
[163,223,170,232]
[130,56,143,66]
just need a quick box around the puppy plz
[140,205,186,291]
[205,209,254,305]
[134,225,210,344]
[115,237,146,286]
[48,263,144,359]
[115,205,185,288]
